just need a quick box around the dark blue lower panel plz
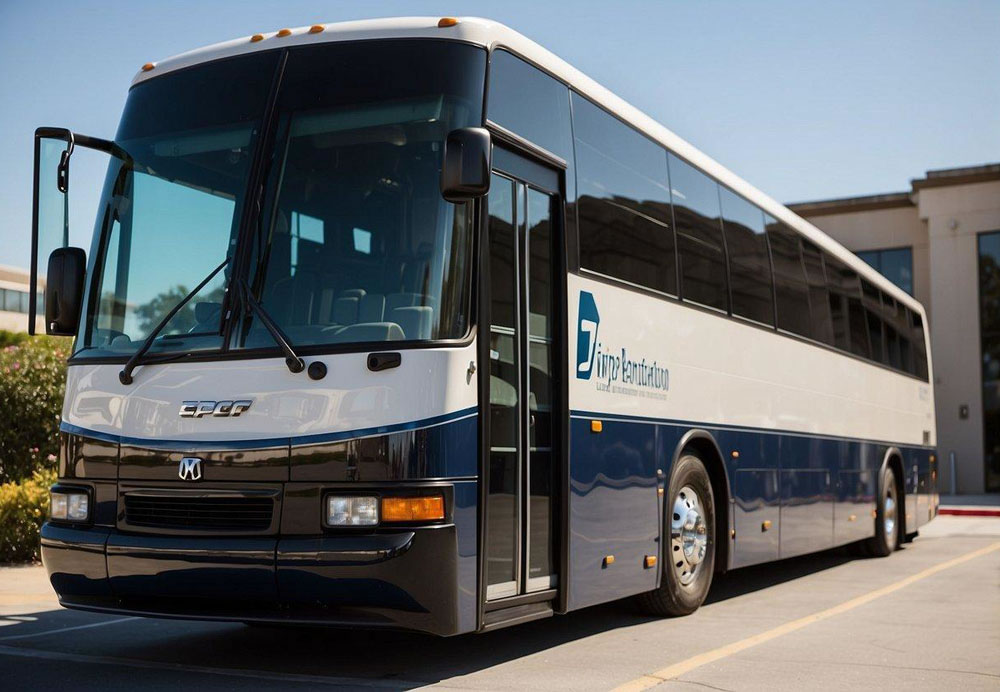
[568,417,660,610]
[568,411,936,609]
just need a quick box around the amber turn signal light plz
[381,495,445,522]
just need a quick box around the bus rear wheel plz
[864,464,900,557]
[636,453,715,617]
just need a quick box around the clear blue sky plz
[1,0,997,269]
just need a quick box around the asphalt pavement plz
[1,515,997,690]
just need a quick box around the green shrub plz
[0,468,56,563]
[0,331,29,349]
[0,332,71,484]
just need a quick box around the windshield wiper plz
[118,259,305,385]
[119,257,230,385]
[237,278,305,374]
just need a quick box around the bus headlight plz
[50,489,89,522]
[325,495,379,526]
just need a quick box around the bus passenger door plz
[483,150,562,606]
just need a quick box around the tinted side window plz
[669,154,727,311]
[801,239,834,345]
[719,188,773,325]
[862,280,884,363]
[838,269,870,359]
[573,95,676,294]
[910,310,929,379]
[487,50,573,160]
[882,292,903,370]
[766,217,811,337]
[824,254,852,351]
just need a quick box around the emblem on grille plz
[178,457,203,481]
[179,400,253,418]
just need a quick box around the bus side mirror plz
[440,127,491,203]
[45,247,86,336]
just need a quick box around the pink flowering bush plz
[0,332,71,484]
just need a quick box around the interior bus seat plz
[331,296,360,326]
[385,292,437,314]
[358,293,386,323]
[389,305,432,340]
[318,287,366,325]
[400,257,431,294]
[268,271,320,325]
[323,322,405,343]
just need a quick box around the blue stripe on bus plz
[59,406,479,451]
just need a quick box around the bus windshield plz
[237,41,485,350]
[74,51,280,358]
[75,40,486,359]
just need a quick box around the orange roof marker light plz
[438,17,459,28]
[276,28,292,37]
[141,63,155,72]
[250,33,264,43]
[309,25,325,34]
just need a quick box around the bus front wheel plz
[636,453,716,617]
[864,464,900,557]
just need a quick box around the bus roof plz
[135,16,925,317]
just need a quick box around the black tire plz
[636,453,715,616]
[865,464,900,557]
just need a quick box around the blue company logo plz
[576,291,601,380]
[575,290,669,394]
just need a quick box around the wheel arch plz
[672,429,732,573]
[880,447,907,539]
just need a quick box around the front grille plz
[123,494,274,532]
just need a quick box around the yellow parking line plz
[614,542,1000,691]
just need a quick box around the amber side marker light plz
[309,24,325,34]
[141,63,155,72]
[276,28,292,37]
[438,17,459,27]
[382,495,445,522]
[250,34,264,43]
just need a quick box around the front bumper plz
[41,522,467,636]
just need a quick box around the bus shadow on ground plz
[704,545,865,605]
[0,547,877,688]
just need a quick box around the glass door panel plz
[526,187,556,590]
[485,163,560,602]
[486,174,519,599]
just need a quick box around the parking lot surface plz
[1,516,997,690]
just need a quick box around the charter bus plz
[31,17,937,635]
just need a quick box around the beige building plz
[0,265,44,333]
[790,163,1000,495]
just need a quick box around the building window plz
[0,288,32,315]
[978,230,1000,492]
[857,247,913,295]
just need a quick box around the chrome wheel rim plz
[671,485,708,586]
[884,489,896,539]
